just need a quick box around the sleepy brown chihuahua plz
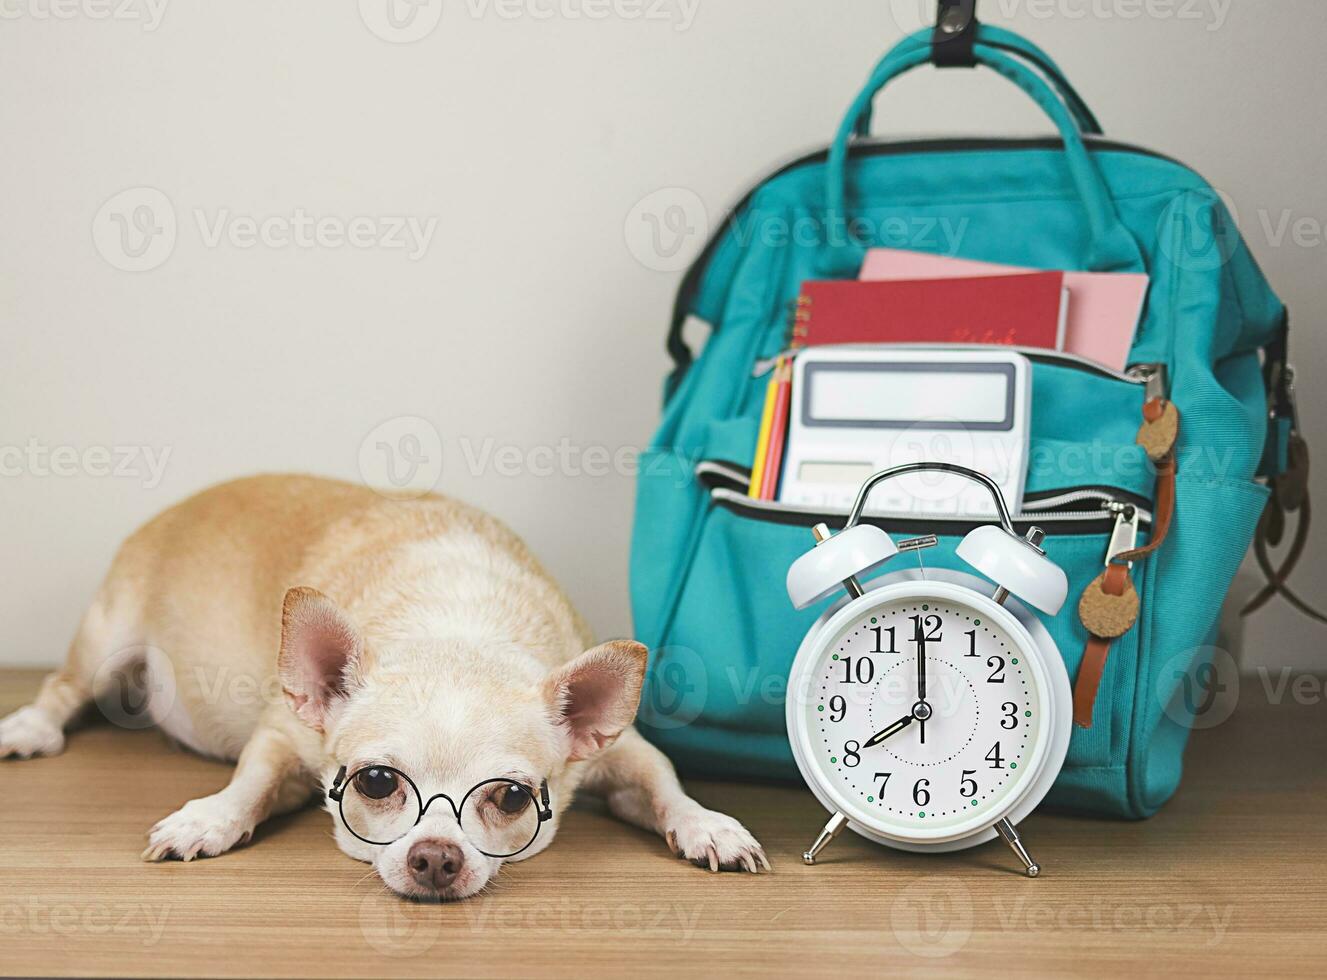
[1,475,767,899]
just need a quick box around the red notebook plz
[792,271,1068,351]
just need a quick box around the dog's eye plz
[494,783,532,815]
[353,767,399,801]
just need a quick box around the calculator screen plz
[803,362,1016,431]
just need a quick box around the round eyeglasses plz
[327,765,552,858]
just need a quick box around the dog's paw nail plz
[145,794,254,863]
[664,807,769,875]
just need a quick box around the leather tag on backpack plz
[1136,398,1180,463]
[1078,565,1139,639]
[1074,563,1138,728]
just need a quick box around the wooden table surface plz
[1,668,1323,979]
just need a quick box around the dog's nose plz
[406,840,464,891]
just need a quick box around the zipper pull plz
[1104,503,1140,568]
[1078,502,1143,680]
[1128,363,1180,466]
[1127,362,1169,401]
[1076,504,1144,727]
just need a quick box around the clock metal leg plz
[803,811,849,866]
[995,818,1040,878]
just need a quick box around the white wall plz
[2,0,1323,672]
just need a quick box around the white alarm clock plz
[785,462,1072,877]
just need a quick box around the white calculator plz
[778,347,1032,518]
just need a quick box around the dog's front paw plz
[142,794,256,862]
[0,706,65,760]
[664,805,770,874]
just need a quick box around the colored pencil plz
[759,357,793,500]
[748,359,781,497]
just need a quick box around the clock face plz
[792,588,1052,843]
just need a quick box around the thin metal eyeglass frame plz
[327,764,552,857]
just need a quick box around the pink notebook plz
[860,248,1148,373]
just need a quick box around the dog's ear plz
[543,641,648,762]
[278,587,365,732]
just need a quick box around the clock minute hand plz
[863,715,914,749]
[914,618,929,745]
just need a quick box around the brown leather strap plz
[1243,495,1327,624]
[1115,454,1176,565]
[1073,398,1180,730]
[1073,563,1129,728]
[1074,636,1112,729]
[1242,428,1324,623]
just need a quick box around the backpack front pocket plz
[639,463,1154,787]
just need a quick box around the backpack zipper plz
[706,486,1151,538]
[695,460,1153,535]
[754,347,1161,388]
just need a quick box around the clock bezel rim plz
[787,571,1066,848]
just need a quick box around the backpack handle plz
[853,25,1104,137]
[821,36,1144,277]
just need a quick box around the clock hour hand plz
[863,714,913,748]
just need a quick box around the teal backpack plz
[629,22,1303,819]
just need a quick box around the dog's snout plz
[406,840,464,891]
